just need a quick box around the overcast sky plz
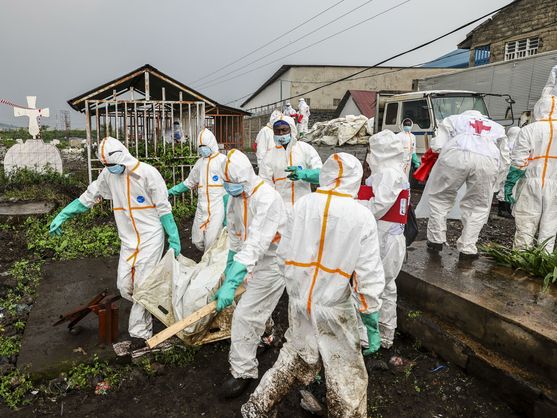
[0,0,512,129]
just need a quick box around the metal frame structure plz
[68,64,249,184]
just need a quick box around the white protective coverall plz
[255,110,283,171]
[511,95,557,251]
[426,110,508,254]
[259,115,322,214]
[298,98,311,135]
[222,149,286,379]
[396,129,416,178]
[496,126,521,201]
[283,103,297,119]
[242,153,385,418]
[365,130,409,347]
[181,128,227,252]
[79,137,172,339]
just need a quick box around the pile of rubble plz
[302,115,374,146]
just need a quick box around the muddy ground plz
[0,192,519,417]
[411,190,516,249]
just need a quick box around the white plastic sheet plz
[133,228,232,345]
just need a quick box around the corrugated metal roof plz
[422,50,470,69]
[348,90,377,118]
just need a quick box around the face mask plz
[199,146,212,158]
[224,182,244,197]
[403,126,412,133]
[107,164,125,175]
[274,134,291,146]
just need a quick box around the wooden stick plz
[146,285,246,349]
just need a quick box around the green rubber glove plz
[222,194,229,227]
[224,250,236,277]
[285,166,321,185]
[411,153,421,169]
[160,213,181,257]
[168,182,189,197]
[215,260,247,312]
[360,311,381,356]
[504,166,526,204]
[49,199,89,236]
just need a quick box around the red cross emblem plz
[469,120,492,135]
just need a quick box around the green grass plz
[0,369,35,409]
[481,240,557,291]
[66,355,127,390]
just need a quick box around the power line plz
[190,0,347,85]
[244,2,515,111]
[199,0,411,91]
[224,50,473,106]
[196,0,378,89]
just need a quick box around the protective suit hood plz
[368,130,405,170]
[198,128,219,154]
[221,149,258,192]
[533,95,557,121]
[274,114,298,141]
[319,152,362,198]
[542,65,557,97]
[461,110,485,118]
[98,136,138,169]
[268,110,283,128]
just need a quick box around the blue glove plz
[360,312,381,355]
[224,250,236,277]
[160,213,181,257]
[504,166,526,204]
[411,153,421,169]
[285,166,321,185]
[49,199,89,236]
[215,260,247,312]
[222,194,229,227]
[168,183,189,197]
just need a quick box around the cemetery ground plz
[0,170,523,417]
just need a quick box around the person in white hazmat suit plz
[241,152,385,418]
[504,94,557,251]
[496,126,521,218]
[255,110,283,171]
[167,128,227,252]
[212,149,286,398]
[49,137,181,345]
[298,97,311,135]
[283,101,297,119]
[426,110,508,259]
[364,130,410,348]
[259,115,322,214]
[397,118,421,178]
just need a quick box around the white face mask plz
[403,126,412,132]
[274,134,291,146]
[199,146,212,158]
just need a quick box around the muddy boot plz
[129,337,147,351]
[300,390,325,416]
[221,375,254,399]
[498,201,514,219]
[426,241,443,252]
[459,252,479,261]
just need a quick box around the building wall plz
[464,0,557,66]
[243,66,458,111]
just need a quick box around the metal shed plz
[68,64,249,183]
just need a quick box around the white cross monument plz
[13,96,49,138]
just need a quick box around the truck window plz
[385,103,398,125]
[401,100,431,129]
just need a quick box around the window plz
[384,103,398,125]
[401,100,431,129]
[333,98,341,107]
[432,96,488,121]
[474,45,490,66]
[505,37,539,61]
